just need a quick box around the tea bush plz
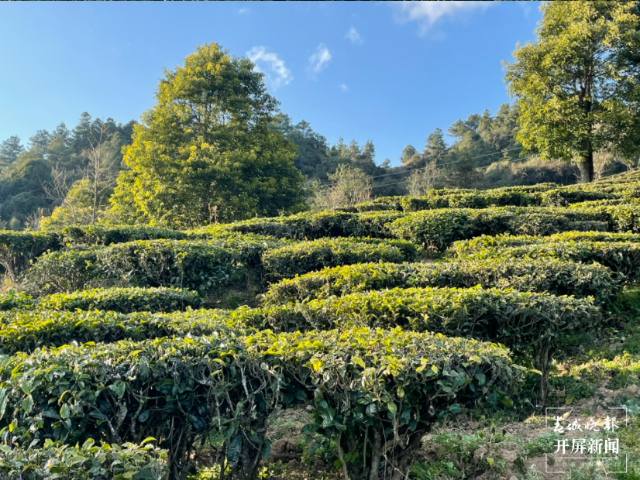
[61,225,187,246]
[37,286,202,314]
[0,439,168,480]
[0,334,270,479]
[213,211,405,240]
[249,286,599,401]
[469,241,640,280]
[22,241,244,296]
[0,291,33,311]
[451,231,640,255]
[0,231,61,281]
[262,237,418,281]
[0,308,238,355]
[0,327,518,480]
[245,327,523,480]
[262,257,618,305]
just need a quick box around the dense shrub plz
[355,183,625,213]
[262,237,418,281]
[0,327,518,480]
[37,286,202,314]
[0,231,61,281]
[452,231,640,255]
[20,247,98,295]
[262,258,618,305]
[22,241,244,296]
[62,225,187,246]
[245,327,522,480]
[0,291,33,311]
[214,211,405,240]
[0,439,168,480]
[385,208,576,251]
[0,334,268,479]
[469,241,640,280]
[249,286,600,401]
[0,308,237,355]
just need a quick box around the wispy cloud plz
[238,7,249,14]
[308,44,332,75]
[246,47,292,90]
[340,83,349,93]
[390,1,493,35]
[346,27,364,45]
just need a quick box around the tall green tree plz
[423,128,448,163]
[0,136,24,168]
[400,145,417,165]
[111,43,306,228]
[505,1,640,182]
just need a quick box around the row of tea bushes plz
[451,231,640,255]
[2,201,638,279]
[0,287,202,314]
[210,204,640,251]
[21,241,242,297]
[0,439,168,480]
[0,328,520,480]
[21,237,416,296]
[261,237,418,281]
[0,286,593,400]
[262,257,619,306]
[466,241,640,281]
[0,308,238,355]
[252,286,599,402]
[212,210,405,240]
[353,180,640,213]
[60,225,188,245]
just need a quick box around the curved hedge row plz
[387,204,640,250]
[0,328,519,480]
[452,231,640,256]
[262,237,418,281]
[0,308,235,355]
[262,257,619,306]
[61,224,188,246]
[385,207,582,251]
[353,181,640,213]
[468,241,640,280]
[213,211,405,240]
[257,286,597,402]
[22,240,244,296]
[0,440,168,480]
[36,286,202,314]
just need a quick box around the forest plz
[2,2,640,480]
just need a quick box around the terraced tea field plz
[2,171,640,480]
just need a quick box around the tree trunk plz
[578,151,594,183]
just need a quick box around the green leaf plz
[134,470,156,480]
[21,395,33,414]
[60,404,70,419]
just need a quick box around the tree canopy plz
[111,43,306,228]
[505,1,640,182]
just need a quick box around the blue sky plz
[0,1,541,166]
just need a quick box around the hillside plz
[1,171,640,480]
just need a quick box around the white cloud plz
[391,1,493,35]
[246,47,292,90]
[308,44,332,75]
[340,83,349,92]
[346,27,364,45]
[238,7,249,14]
